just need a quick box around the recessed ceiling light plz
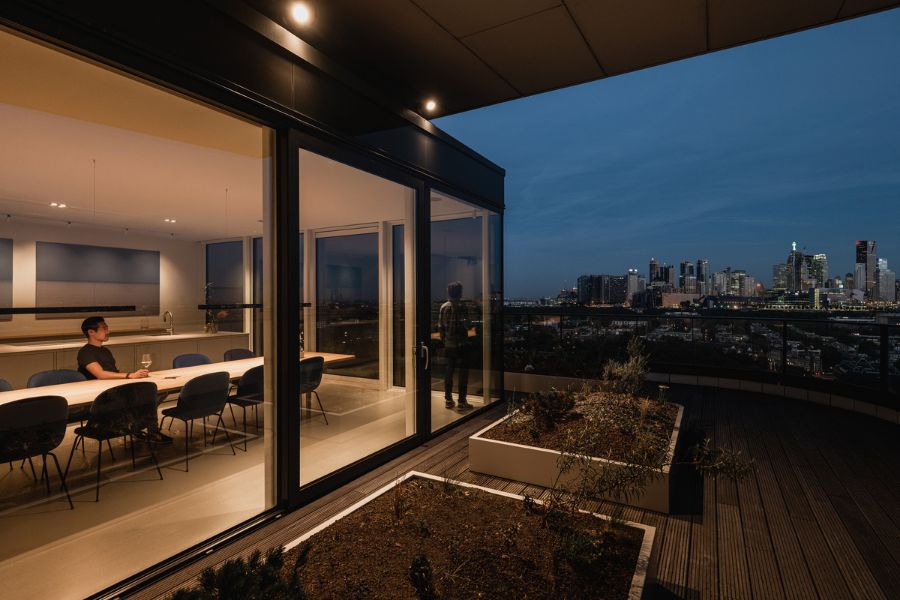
[164,218,177,223]
[291,3,312,24]
[50,202,58,207]
[424,99,437,113]
[58,204,67,208]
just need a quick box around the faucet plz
[163,310,175,335]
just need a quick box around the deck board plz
[140,388,900,599]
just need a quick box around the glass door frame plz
[426,183,505,434]
[278,129,431,508]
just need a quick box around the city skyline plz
[436,9,900,299]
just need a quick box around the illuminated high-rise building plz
[696,258,710,294]
[810,254,828,288]
[855,240,877,299]
[649,258,659,282]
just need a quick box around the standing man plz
[77,316,149,380]
[439,281,473,411]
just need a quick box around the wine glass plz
[141,353,152,370]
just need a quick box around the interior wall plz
[0,218,203,337]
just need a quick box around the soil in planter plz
[283,477,643,599]
[483,392,679,467]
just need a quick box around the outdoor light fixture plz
[424,99,437,113]
[291,3,312,24]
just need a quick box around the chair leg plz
[146,438,164,481]
[106,439,115,462]
[185,419,192,472]
[254,404,260,431]
[228,403,238,428]
[27,456,38,480]
[49,452,73,510]
[130,434,137,469]
[63,435,82,481]
[314,390,328,425]
[41,454,51,495]
[210,414,220,446]
[95,440,103,502]
[242,406,248,452]
[216,412,236,455]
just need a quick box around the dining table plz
[0,353,354,415]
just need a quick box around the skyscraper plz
[855,240,877,299]
[649,258,659,282]
[878,258,895,301]
[810,254,828,288]
[626,268,645,304]
[772,263,790,290]
[696,258,710,295]
[679,261,695,291]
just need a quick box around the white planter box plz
[285,471,655,600]
[469,404,684,514]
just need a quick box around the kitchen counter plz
[0,331,250,389]
[0,331,247,355]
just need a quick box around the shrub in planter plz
[171,547,308,600]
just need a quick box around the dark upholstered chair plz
[224,348,255,361]
[160,372,234,470]
[64,382,163,501]
[27,369,86,388]
[0,395,73,509]
[0,378,13,392]
[172,353,212,369]
[300,356,327,424]
[227,365,263,451]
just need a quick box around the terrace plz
[139,311,900,599]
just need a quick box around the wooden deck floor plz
[135,386,900,599]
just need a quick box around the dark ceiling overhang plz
[242,0,900,117]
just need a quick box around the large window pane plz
[0,29,274,598]
[298,149,416,486]
[430,191,501,431]
[206,240,244,332]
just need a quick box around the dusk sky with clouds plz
[436,8,900,299]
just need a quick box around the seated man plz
[77,316,149,380]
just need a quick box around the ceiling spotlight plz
[50,202,58,207]
[424,99,437,113]
[164,218,177,223]
[58,204,67,208]
[291,3,312,24]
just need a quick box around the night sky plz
[436,8,900,299]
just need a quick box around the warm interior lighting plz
[291,3,312,24]
[164,218,176,223]
[424,99,437,113]
[50,202,67,208]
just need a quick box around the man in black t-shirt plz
[77,316,149,380]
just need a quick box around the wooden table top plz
[0,352,353,409]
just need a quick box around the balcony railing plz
[504,307,900,407]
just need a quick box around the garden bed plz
[282,471,654,599]
[470,393,683,513]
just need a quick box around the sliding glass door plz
[296,147,419,486]
[430,191,503,431]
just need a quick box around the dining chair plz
[300,356,328,425]
[160,372,234,471]
[0,395,73,509]
[27,369,86,388]
[224,348,255,361]
[172,353,212,369]
[0,378,13,392]
[64,382,163,501]
[227,365,263,451]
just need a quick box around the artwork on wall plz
[0,238,11,321]
[35,241,160,318]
